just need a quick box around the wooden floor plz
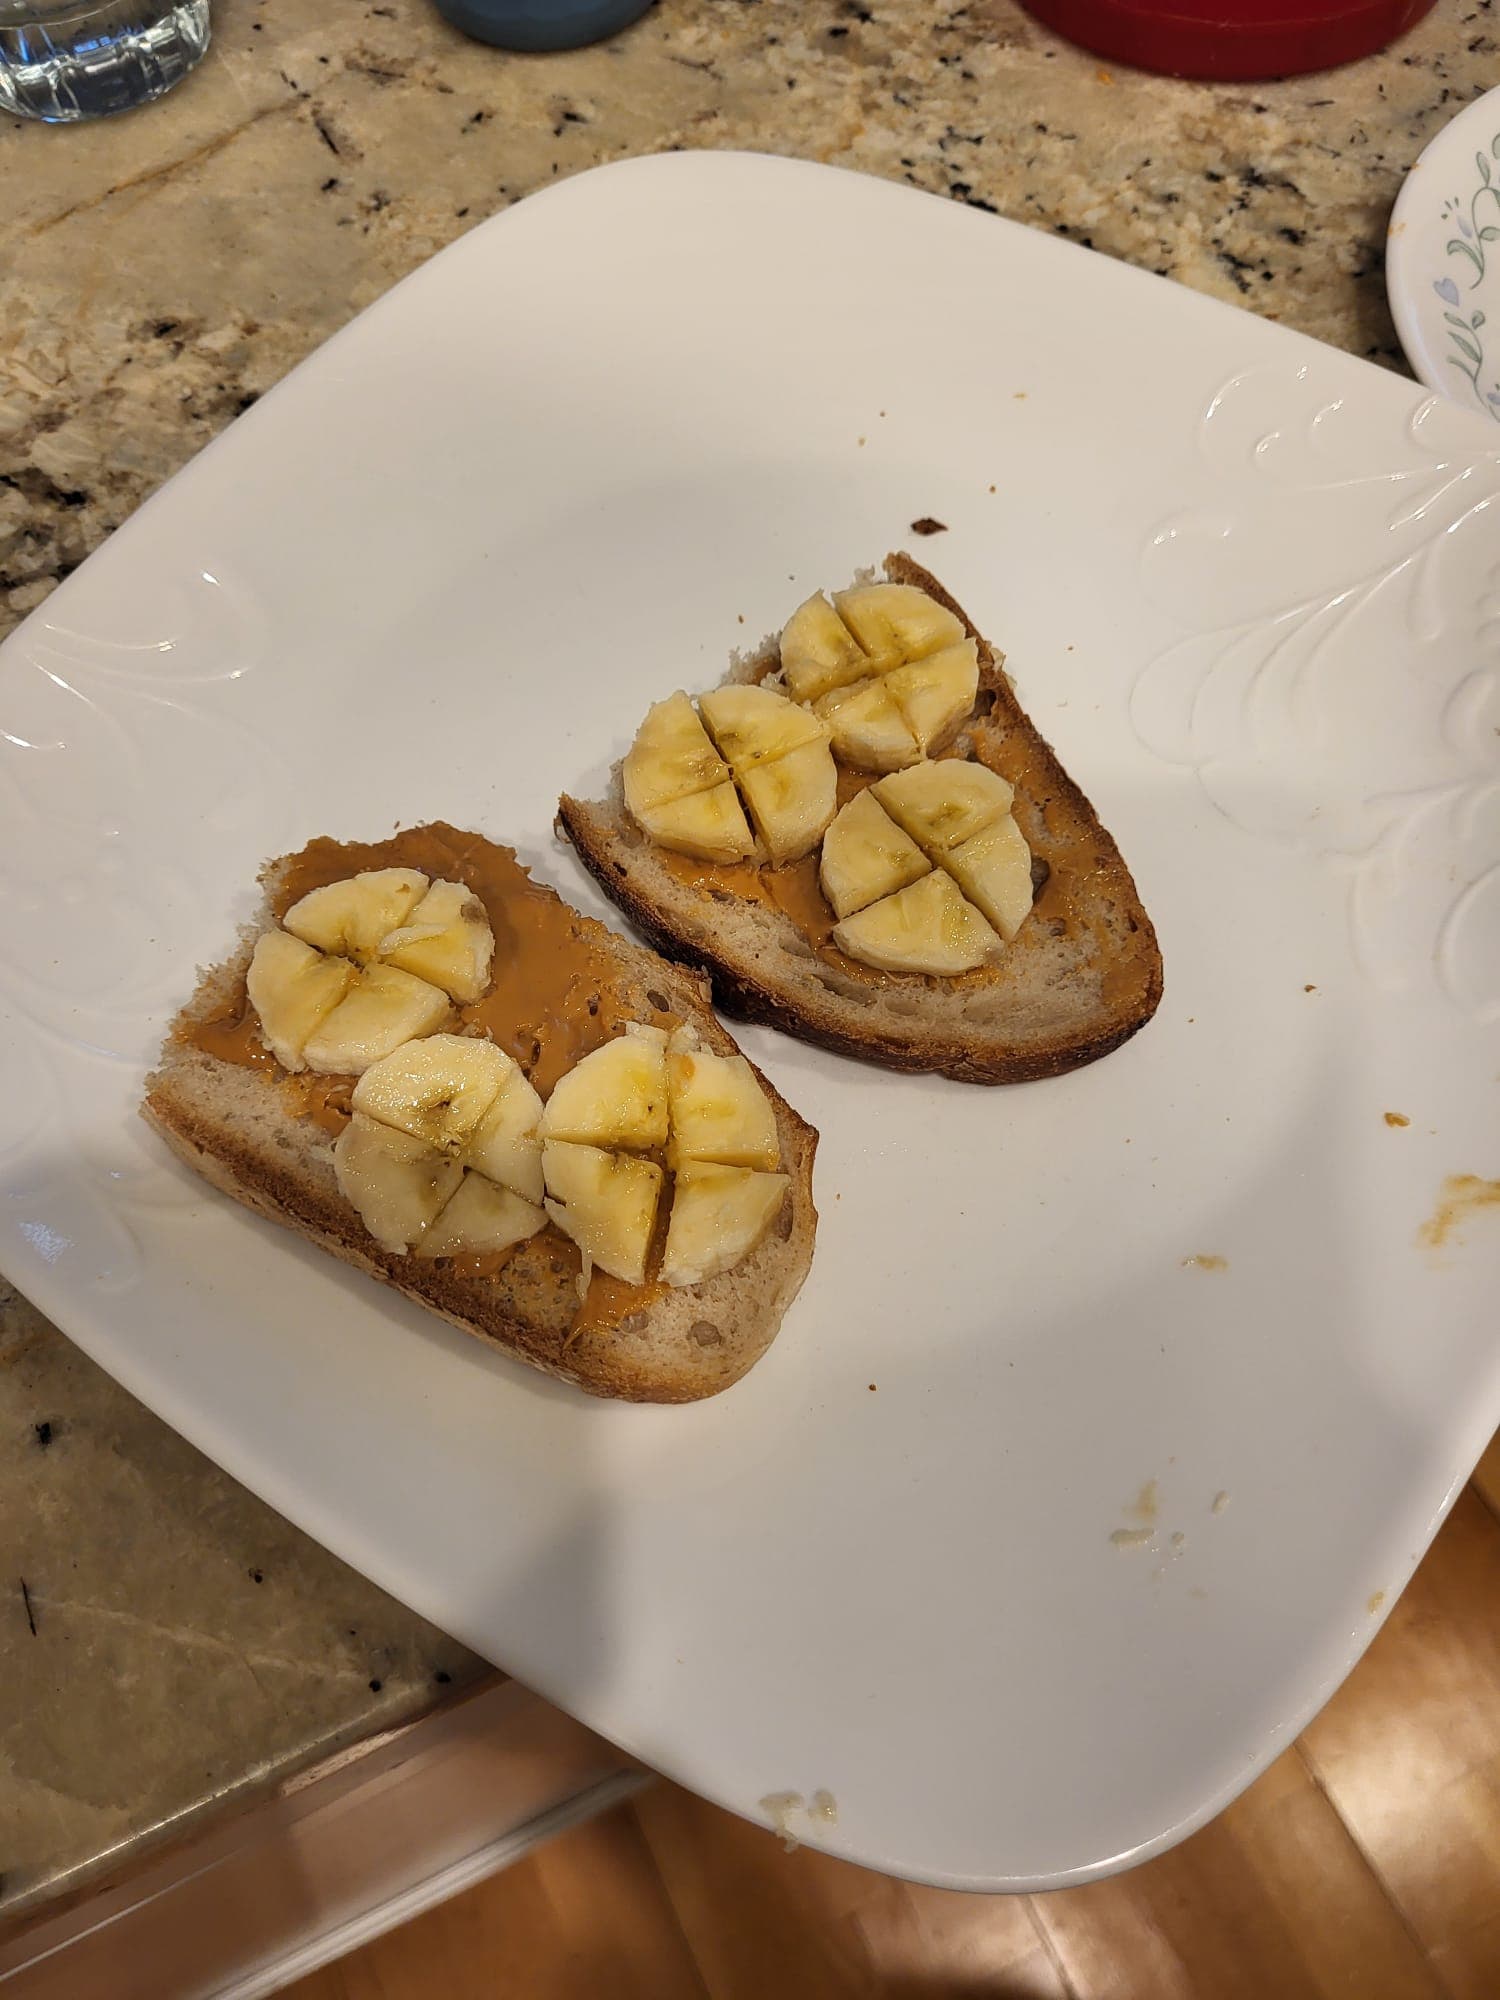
[294,1441,1500,2000]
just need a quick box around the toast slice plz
[143,825,818,1403]
[559,554,1162,1085]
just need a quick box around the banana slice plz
[379,879,495,1003]
[643,783,756,864]
[738,740,838,864]
[818,786,931,920]
[698,684,829,769]
[945,813,1035,942]
[352,1033,510,1152]
[415,1174,546,1260]
[467,1064,546,1203]
[885,640,979,757]
[779,590,871,703]
[873,759,1015,854]
[302,964,450,1075]
[813,678,920,773]
[334,1114,464,1254]
[832,583,965,672]
[538,1032,669,1150]
[283,868,428,963]
[624,691,733,815]
[832,869,1003,976]
[661,1161,790,1288]
[246,930,358,1072]
[542,1140,663,1286]
[666,1049,781,1171]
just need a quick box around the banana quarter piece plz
[666,1049,781,1171]
[819,786,931,921]
[245,930,357,1072]
[946,814,1034,942]
[379,879,495,1003]
[832,868,1003,977]
[542,1140,663,1288]
[662,1162,791,1289]
[333,1115,466,1254]
[539,1033,669,1150]
[303,965,451,1074]
[873,759,1015,853]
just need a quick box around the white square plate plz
[3,153,1498,1890]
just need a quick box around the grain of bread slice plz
[142,827,818,1404]
[559,554,1163,1085]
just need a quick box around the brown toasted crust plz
[143,837,818,1404]
[558,554,1163,1085]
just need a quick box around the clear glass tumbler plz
[0,0,210,122]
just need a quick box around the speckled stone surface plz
[1,0,1492,1934]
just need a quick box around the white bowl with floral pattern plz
[1389,84,1500,423]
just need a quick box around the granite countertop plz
[1,0,1490,1934]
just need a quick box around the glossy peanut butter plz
[185,823,681,1331]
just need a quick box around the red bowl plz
[1020,0,1438,81]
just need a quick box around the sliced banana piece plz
[832,869,1003,976]
[283,868,428,963]
[623,691,732,815]
[818,786,932,920]
[637,782,755,865]
[874,759,1015,854]
[352,1033,510,1152]
[334,1114,464,1254]
[246,929,357,1072]
[379,879,495,1003]
[945,813,1034,942]
[467,1065,546,1203]
[302,964,451,1075]
[666,1049,781,1171]
[885,640,979,757]
[778,590,870,703]
[542,1139,663,1286]
[832,583,965,672]
[539,1033,669,1150]
[661,1162,790,1289]
[416,1174,546,1260]
[699,683,829,769]
[814,678,920,773]
[737,739,838,864]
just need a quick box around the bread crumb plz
[1212,1490,1230,1515]
[1127,1478,1159,1525]
[910,517,948,536]
[1367,1589,1386,1615]
[1181,1253,1228,1272]
[1013,391,1028,399]
[760,1792,804,1851]
[857,435,866,446]
[1304,983,1317,993]
[988,482,997,493]
[1384,1111,1410,1128]
[1110,1527,1153,1551]
[809,1789,838,1825]
[868,1382,877,1391]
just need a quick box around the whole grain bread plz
[559,554,1162,1085]
[143,830,818,1403]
